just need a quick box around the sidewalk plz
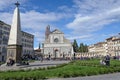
[0,60,69,71]
[48,73,120,80]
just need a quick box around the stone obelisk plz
[6,2,22,65]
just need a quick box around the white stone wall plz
[44,46,73,58]
[49,34,64,43]
[43,29,73,58]
[44,43,72,47]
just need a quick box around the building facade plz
[106,33,120,57]
[0,21,10,61]
[34,43,44,60]
[88,33,120,58]
[21,31,34,55]
[88,42,107,57]
[0,20,34,62]
[43,26,73,59]
[113,38,120,57]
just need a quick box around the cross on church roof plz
[15,1,20,7]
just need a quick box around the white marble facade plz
[43,28,73,59]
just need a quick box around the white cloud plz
[1,0,120,47]
[20,11,69,32]
[32,32,44,42]
[73,0,120,14]
[0,9,69,46]
[67,0,120,35]
[0,9,68,30]
[21,11,66,22]
[67,34,92,40]
[58,5,75,14]
[0,12,12,24]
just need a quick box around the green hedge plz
[0,59,120,79]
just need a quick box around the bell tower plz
[45,25,50,39]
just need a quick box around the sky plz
[0,0,120,49]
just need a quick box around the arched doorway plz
[54,49,58,59]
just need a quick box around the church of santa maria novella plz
[43,25,74,59]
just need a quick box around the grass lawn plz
[0,59,120,79]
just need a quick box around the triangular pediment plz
[52,29,63,34]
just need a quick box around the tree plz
[78,43,88,52]
[84,44,88,52]
[73,39,79,52]
[79,43,84,52]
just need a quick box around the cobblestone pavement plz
[48,73,120,80]
[0,60,70,71]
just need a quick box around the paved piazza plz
[0,60,70,71]
[48,73,120,80]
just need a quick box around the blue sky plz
[0,0,120,48]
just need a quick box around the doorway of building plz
[54,49,58,59]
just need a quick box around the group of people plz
[6,58,15,66]
[100,55,110,66]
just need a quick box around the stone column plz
[6,2,22,65]
[7,45,22,63]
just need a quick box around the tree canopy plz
[72,39,79,52]
[72,40,88,53]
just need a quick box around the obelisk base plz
[6,45,22,65]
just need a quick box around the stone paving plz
[0,60,70,71]
[48,73,120,80]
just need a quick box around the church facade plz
[43,25,74,59]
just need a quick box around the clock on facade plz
[54,38,59,43]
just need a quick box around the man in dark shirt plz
[105,55,110,66]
